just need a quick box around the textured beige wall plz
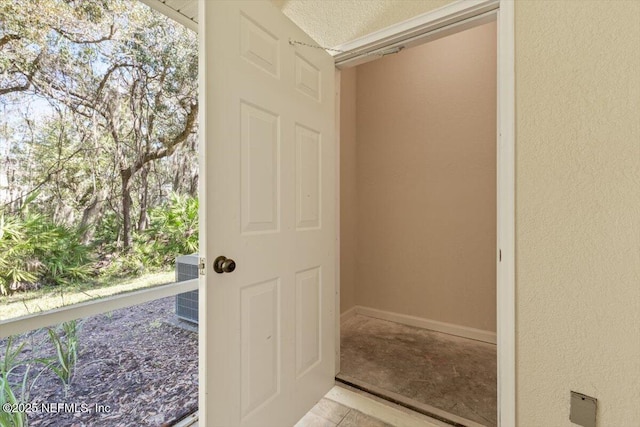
[280,0,640,425]
[340,66,358,314]
[352,21,497,331]
[515,1,640,426]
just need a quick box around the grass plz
[0,271,174,321]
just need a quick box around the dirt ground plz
[2,296,198,427]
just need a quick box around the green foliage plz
[99,253,146,278]
[0,337,33,427]
[0,325,80,425]
[30,217,93,287]
[96,195,199,277]
[0,215,38,295]
[0,338,25,389]
[0,338,28,427]
[0,375,26,427]
[0,212,93,295]
[134,194,199,268]
[44,321,79,388]
[93,211,121,252]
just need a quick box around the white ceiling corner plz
[138,0,199,32]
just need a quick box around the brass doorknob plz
[214,256,236,274]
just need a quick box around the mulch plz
[2,297,199,427]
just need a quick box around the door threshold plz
[327,384,451,427]
[171,411,198,427]
[169,384,455,427]
[335,375,487,427]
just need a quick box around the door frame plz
[331,1,515,426]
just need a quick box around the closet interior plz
[337,20,498,427]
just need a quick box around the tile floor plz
[295,386,448,427]
[295,397,390,427]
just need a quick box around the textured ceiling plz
[144,0,453,47]
[274,0,453,47]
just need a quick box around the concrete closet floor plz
[338,315,497,426]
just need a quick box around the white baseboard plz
[340,306,358,323]
[346,306,496,345]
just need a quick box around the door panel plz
[295,266,322,376]
[240,102,280,234]
[199,1,335,426]
[240,278,280,417]
[295,124,321,230]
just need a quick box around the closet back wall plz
[341,21,497,332]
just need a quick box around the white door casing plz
[198,1,336,426]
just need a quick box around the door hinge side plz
[199,257,206,276]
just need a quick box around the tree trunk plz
[172,156,181,193]
[189,171,198,197]
[137,165,149,232]
[80,188,108,245]
[121,171,132,250]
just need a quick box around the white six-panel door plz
[198,1,336,426]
